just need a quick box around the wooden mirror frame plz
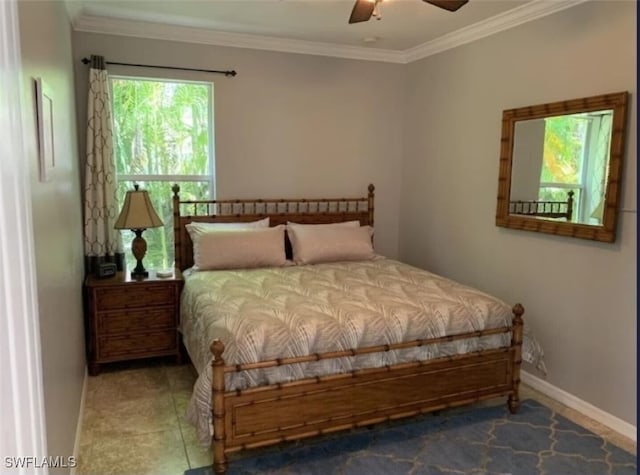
[496,91,628,242]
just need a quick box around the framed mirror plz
[496,92,628,242]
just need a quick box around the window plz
[111,77,214,270]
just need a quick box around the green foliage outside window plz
[539,115,589,222]
[540,115,587,185]
[111,78,213,271]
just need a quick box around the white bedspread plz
[180,258,533,444]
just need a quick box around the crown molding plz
[72,0,590,65]
[64,0,83,25]
[72,14,407,64]
[403,0,590,62]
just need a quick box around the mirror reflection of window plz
[510,109,613,225]
[539,112,612,224]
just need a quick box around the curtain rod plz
[80,57,237,77]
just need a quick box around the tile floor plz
[75,359,636,475]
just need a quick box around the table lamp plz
[114,184,163,278]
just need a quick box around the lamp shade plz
[114,185,163,230]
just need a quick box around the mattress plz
[180,258,539,445]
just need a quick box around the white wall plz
[400,1,636,425]
[511,119,545,201]
[18,1,85,470]
[71,33,405,258]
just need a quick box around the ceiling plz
[68,0,586,62]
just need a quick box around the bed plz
[173,184,527,474]
[509,190,575,220]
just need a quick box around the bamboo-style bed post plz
[210,339,228,474]
[508,303,524,414]
[566,190,575,221]
[367,184,375,227]
[172,184,182,271]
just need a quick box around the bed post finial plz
[508,303,524,414]
[210,339,227,474]
[210,339,225,362]
[512,303,524,319]
[566,190,575,221]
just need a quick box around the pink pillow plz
[186,217,269,233]
[287,224,374,265]
[190,225,287,270]
[286,220,360,229]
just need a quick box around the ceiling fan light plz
[372,0,382,18]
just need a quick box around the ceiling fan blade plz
[349,0,375,24]
[423,0,469,12]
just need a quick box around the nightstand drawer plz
[98,331,177,359]
[95,284,176,310]
[98,307,176,334]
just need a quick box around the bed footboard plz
[210,304,525,474]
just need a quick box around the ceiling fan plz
[349,0,469,24]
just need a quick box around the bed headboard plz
[172,184,375,271]
[509,190,574,221]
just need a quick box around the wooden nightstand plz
[84,269,183,375]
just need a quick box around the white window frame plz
[109,75,216,198]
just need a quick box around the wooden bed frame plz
[172,184,524,474]
[509,190,575,220]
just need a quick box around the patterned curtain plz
[83,55,123,273]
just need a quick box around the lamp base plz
[130,229,149,279]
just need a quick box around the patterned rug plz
[185,399,636,475]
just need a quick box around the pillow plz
[186,217,269,232]
[189,225,287,270]
[286,220,360,229]
[284,220,361,260]
[287,224,375,265]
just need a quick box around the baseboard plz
[70,366,88,475]
[521,370,636,442]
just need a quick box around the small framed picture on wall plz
[34,77,54,182]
